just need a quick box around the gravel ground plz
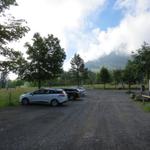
[0,90,150,150]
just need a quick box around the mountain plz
[85,51,130,71]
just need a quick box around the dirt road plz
[0,90,150,150]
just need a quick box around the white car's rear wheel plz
[51,99,59,106]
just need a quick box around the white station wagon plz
[20,88,68,106]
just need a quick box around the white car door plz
[30,89,48,103]
[43,90,53,103]
[47,90,56,103]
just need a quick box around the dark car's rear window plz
[48,90,63,94]
[63,89,78,92]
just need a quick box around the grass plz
[129,93,150,112]
[136,101,150,112]
[143,103,150,111]
[0,87,36,108]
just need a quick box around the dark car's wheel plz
[69,95,75,100]
[21,98,29,105]
[51,99,59,106]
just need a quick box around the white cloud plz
[115,0,150,15]
[9,0,105,49]
[76,0,150,62]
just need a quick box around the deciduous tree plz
[133,42,150,81]
[123,60,137,91]
[18,33,66,89]
[70,54,86,86]
[0,0,29,74]
[100,67,111,89]
[113,69,123,88]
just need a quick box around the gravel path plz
[0,90,150,150]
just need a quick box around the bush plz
[135,94,143,101]
[130,93,136,99]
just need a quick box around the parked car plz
[19,88,68,106]
[75,87,86,97]
[62,88,81,100]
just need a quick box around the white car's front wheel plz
[21,98,29,105]
[51,99,59,107]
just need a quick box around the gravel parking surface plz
[0,90,150,150]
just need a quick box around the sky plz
[5,0,150,79]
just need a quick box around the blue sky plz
[96,0,123,30]
[5,0,150,78]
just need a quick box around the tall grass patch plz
[142,102,150,112]
[0,87,36,108]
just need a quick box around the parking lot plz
[0,89,150,150]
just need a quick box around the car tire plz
[51,99,59,107]
[21,98,29,105]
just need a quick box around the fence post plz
[149,80,150,96]
[8,89,12,106]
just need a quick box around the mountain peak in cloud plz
[85,51,130,71]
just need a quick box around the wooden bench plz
[141,95,150,103]
[142,95,150,98]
